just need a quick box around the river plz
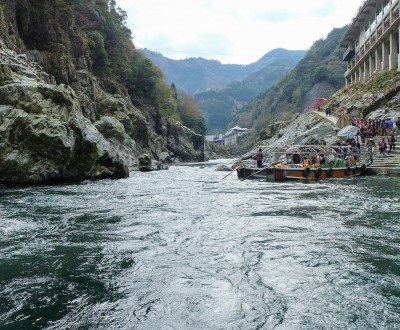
[1,160,400,329]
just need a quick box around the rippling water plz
[1,160,400,329]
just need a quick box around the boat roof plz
[260,145,357,155]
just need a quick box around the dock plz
[365,146,400,176]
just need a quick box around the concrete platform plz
[364,148,400,176]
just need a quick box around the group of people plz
[347,117,399,164]
[324,107,333,116]
[349,132,396,165]
[349,117,400,142]
[254,114,399,167]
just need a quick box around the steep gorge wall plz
[0,0,204,185]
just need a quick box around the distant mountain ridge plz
[140,48,306,133]
[139,48,306,95]
[231,26,349,135]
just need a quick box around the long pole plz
[240,168,265,181]
[221,165,241,180]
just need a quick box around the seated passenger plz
[292,152,301,164]
[319,154,326,165]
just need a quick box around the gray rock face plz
[0,49,129,184]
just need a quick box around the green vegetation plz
[12,0,204,127]
[176,92,207,136]
[194,53,304,134]
[231,26,348,136]
[364,70,398,92]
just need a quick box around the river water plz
[0,160,400,330]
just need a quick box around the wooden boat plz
[237,145,367,181]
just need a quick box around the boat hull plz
[237,167,274,180]
[237,165,366,181]
[273,166,365,181]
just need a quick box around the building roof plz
[340,0,376,47]
[223,126,249,137]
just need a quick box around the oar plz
[221,165,242,180]
[240,168,266,181]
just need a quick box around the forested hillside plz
[139,49,247,95]
[141,48,305,133]
[231,26,348,133]
[195,49,305,133]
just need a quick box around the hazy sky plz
[115,0,364,64]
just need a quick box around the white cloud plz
[116,0,364,64]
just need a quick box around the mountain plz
[195,49,305,133]
[139,48,306,95]
[231,26,349,134]
[140,48,306,133]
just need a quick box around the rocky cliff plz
[0,0,204,185]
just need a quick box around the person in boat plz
[355,131,362,160]
[310,155,319,166]
[366,137,376,164]
[255,148,263,168]
[292,152,301,164]
[302,157,310,167]
[344,156,351,167]
[318,154,327,166]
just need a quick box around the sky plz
[115,0,365,65]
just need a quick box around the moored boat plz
[236,145,367,181]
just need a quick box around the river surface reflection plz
[1,160,400,329]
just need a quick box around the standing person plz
[255,148,263,168]
[378,137,387,158]
[388,135,396,153]
[295,123,301,136]
[396,117,400,135]
[355,132,362,161]
[381,119,387,137]
[360,126,366,144]
[386,118,394,136]
[366,138,375,165]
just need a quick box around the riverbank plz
[233,109,400,177]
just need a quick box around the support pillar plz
[398,26,400,70]
[364,59,370,79]
[376,47,382,72]
[382,39,390,70]
[389,31,398,69]
[369,54,374,77]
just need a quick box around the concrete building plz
[223,126,249,145]
[340,0,400,85]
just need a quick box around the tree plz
[176,92,207,135]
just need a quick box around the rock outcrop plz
[0,48,129,184]
[0,1,204,185]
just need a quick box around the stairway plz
[362,137,400,175]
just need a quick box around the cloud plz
[116,0,364,64]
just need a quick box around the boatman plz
[255,148,263,168]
